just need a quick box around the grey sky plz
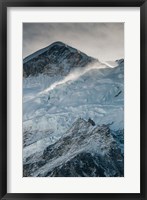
[23,23,124,62]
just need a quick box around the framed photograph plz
[0,0,147,199]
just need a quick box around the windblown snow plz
[23,42,124,177]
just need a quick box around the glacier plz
[23,42,124,177]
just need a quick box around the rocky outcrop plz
[23,118,124,177]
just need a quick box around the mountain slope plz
[23,42,124,177]
[23,118,124,177]
[23,41,96,77]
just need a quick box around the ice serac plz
[23,41,96,77]
[23,118,124,177]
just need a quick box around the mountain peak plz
[49,41,66,47]
[116,58,124,65]
[23,41,95,77]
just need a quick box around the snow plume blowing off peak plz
[39,61,110,95]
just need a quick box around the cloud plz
[23,23,124,62]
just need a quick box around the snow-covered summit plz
[23,41,68,64]
[23,41,96,77]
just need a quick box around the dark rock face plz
[23,42,95,77]
[116,58,124,65]
[44,150,123,177]
[23,118,124,177]
[88,118,95,126]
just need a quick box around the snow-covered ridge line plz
[23,118,124,177]
[39,61,108,94]
[23,41,91,64]
[100,61,118,68]
[23,41,65,64]
[39,59,120,94]
[23,46,50,64]
[24,60,120,102]
[23,61,108,102]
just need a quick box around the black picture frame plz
[0,0,147,199]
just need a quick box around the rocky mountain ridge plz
[23,41,96,77]
[23,118,124,177]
